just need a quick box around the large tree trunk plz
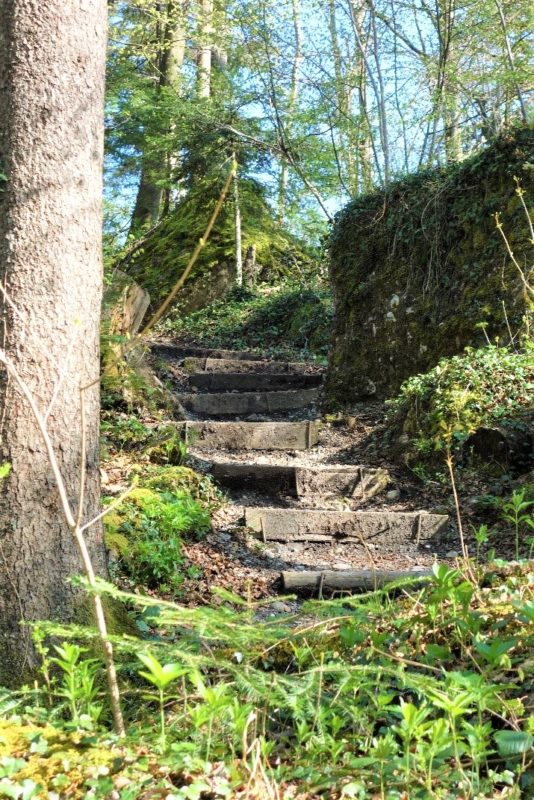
[0,0,108,684]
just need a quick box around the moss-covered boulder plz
[120,176,319,315]
[326,126,534,405]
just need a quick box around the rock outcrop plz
[326,127,534,404]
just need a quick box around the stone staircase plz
[154,343,452,595]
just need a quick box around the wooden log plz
[281,569,432,593]
[188,371,322,392]
[104,269,150,339]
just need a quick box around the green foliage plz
[385,344,534,462]
[137,652,188,751]
[501,488,534,559]
[100,414,151,453]
[103,486,211,594]
[4,562,533,797]
[161,285,333,359]
[101,417,192,468]
[48,644,102,727]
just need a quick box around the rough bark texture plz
[0,0,108,684]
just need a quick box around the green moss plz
[326,126,534,405]
[120,177,320,315]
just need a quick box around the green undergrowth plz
[159,284,333,360]
[100,411,222,598]
[103,474,216,596]
[383,344,534,474]
[2,561,534,798]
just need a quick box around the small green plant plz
[501,488,534,559]
[138,652,188,751]
[143,426,188,466]
[473,523,490,562]
[104,487,211,594]
[49,643,102,726]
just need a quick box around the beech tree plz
[0,0,109,684]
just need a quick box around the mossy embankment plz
[119,176,320,315]
[326,126,534,405]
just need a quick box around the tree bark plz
[0,0,108,684]
[198,0,213,99]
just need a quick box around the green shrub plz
[103,486,211,594]
[385,344,534,463]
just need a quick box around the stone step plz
[175,420,321,450]
[211,462,389,499]
[177,388,320,417]
[244,507,449,546]
[183,357,322,375]
[151,343,261,362]
[188,372,323,393]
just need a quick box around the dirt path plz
[153,344,459,603]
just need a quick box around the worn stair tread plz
[183,356,323,375]
[210,461,389,499]
[151,343,263,361]
[188,371,323,392]
[174,420,321,450]
[245,507,449,545]
[177,387,320,417]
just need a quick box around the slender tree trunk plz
[130,0,186,233]
[277,0,302,224]
[349,0,375,189]
[493,0,528,122]
[328,0,361,195]
[198,0,213,98]
[233,163,243,287]
[130,164,163,231]
[0,0,108,684]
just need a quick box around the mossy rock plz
[326,125,534,405]
[120,177,320,315]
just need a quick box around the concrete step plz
[244,507,449,547]
[175,420,321,450]
[177,388,319,417]
[188,372,323,393]
[151,343,262,362]
[211,462,389,499]
[183,357,322,375]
